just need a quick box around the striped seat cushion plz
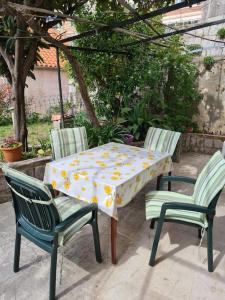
[54,196,92,246]
[50,127,88,160]
[145,191,207,228]
[193,151,225,207]
[144,127,181,156]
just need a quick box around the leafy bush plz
[74,112,127,147]
[203,56,215,71]
[27,112,40,124]
[217,28,225,40]
[37,137,52,156]
[67,4,201,141]
[0,88,12,125]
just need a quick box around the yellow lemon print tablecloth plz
[44,142,172,219]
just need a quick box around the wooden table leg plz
[111,217,117,264]
[156,174,162,190]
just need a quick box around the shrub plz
[74,112,127,147]
[203,56,215,71]
[217,28,225,40]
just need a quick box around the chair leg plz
[149,219,164,266]
[207,219,214,272]
[150,220,155,229]
[156,175,162,190]
[168,171,172,191]
[92,220,102,263]
[14,230,21,273]
[49,241,58,300]
[198,228,202,239]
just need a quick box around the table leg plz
[156,175,162,190]
[111,217,117,264]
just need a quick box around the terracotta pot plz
[186,127,193,133]
[1,143,23,162]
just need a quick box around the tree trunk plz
[12,78,28,151]
[14,17,28,151]
[63,49,100,128]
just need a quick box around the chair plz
[2,165,102,300]
[222,141,225,158]
[145,151,225,272]
[50,127,88,160]
[144,127,181,191]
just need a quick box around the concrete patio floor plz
[1,152,225,300]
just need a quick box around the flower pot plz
[123,134,134,145]
[1,143,23,162]
[186,127,193,133]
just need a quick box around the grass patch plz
[0,122,53,146]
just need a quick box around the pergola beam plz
[120,18,225,47]
[5,1,159,43]
[60,0,206,43]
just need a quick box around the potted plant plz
[122,133,134,145]
[0,137,22,162]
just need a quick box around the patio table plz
[44,142,172,263]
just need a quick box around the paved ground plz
[1,152,225,300]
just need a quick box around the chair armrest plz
[160,176,196,190]
[46,184,55,197]
[162,202,208,214]
[55,203,98,233]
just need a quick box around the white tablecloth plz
[44,142,172,219]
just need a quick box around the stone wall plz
[181,133,225,154]
[193,57,225,134]
[0,156,51,204]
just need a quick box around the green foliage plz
[68,3,201,140]
[46,101,73,116]
[217,28,225,40]
[203,56,215,71]
[74,112,127,147]
[37,137,52,156]
[27,112,40,124]
[22,148,36,160]
[187,44,202,55]
[0,89,12,125]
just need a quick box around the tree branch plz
[0,43,14,78]
[22,39,39,82]
[6,1,153,42]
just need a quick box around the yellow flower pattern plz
[92,196,98,203]
[73,173,80,180]
[105,197,113,207]
[45,142,172,219]
[51,180,57,189]
[61,170,67,178]
[104,185,112,195]
[64,181,70,190]
[116,195,123,205]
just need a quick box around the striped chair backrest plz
[193,151,225,207]
[2,165,59,233]
[50,127,88,160]
[144,127,181,156]
[222,141,225,158]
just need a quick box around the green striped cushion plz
[2,164,53,199]
[50,127,88,160]
[54,196,92,246]
[145,191,207,228]
[193,151,225,207]
[144,127,181,156]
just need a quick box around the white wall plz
[25,67,69,114]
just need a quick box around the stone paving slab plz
[1,152,225,300]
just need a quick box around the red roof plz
[37,47,59,68]
[37,29,64,68]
